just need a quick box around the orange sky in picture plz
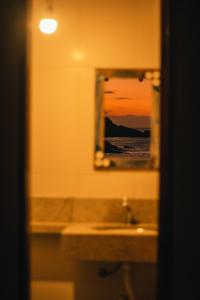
[104,77,152,116]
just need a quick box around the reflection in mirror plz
[95,69,160,170]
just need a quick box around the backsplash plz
[30,197,158,224]
[30,197,73,223]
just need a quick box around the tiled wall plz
[29,0,160,199]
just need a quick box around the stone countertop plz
[61,222,158,262]
[29,221,158,236]
[29,197,158,262]
[29,221,68,234]
[62,222,158,236]
[29,221,158,262]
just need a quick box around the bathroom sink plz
[61,222,158,262]
[92,223,158,231]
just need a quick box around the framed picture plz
[94,69,160,170]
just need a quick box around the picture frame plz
[94,69,160,170]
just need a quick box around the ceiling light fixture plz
[39,0,58,35]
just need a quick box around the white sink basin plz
[92,223,158,232]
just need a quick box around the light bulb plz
[39,18,58,34]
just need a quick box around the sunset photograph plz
[103,76,153,159]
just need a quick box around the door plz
[0,0,29,299]
[158,1,200,299]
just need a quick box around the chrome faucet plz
[122,197,138,225]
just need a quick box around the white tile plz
[31,281,74,300]
[78,172,159,199]
[29,0,160,198]
[30,0,160,69]
[30,174,80,197]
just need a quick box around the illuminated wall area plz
[29,0,160,198]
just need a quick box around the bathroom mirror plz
[95,69,160,170]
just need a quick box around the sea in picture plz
[105,137,150,159]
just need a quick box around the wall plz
[29,0,160,199]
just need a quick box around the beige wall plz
[29,0,160,198]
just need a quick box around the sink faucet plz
[122,197,138,225]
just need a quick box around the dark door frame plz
[0,0,29,300]
[158,0,200,299]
